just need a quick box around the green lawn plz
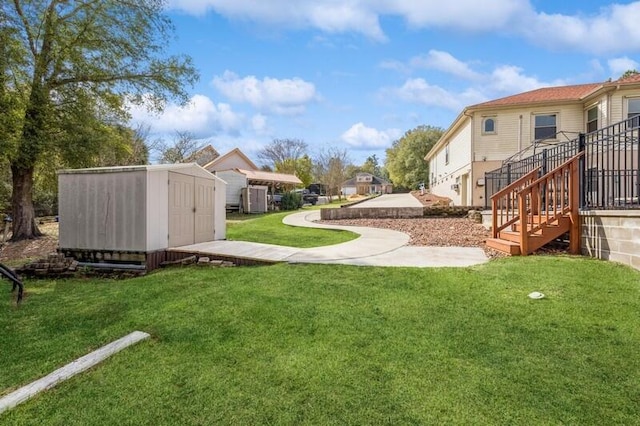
[226,209,357,247]
[2,257,640,424]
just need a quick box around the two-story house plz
[425,74,640,206]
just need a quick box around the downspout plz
[463,109,474,205]
[518,114,523,158]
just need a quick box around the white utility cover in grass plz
[0,331,150,414]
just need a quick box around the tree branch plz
[11,0,37,57]
[51,72,165,87]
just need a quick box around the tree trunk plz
[10,164,42,240]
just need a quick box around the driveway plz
[352,193,423,208]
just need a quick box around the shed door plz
[169,172,216,246]
[194,177,215,243]
[248,187,266,213]
[169,172,195,247]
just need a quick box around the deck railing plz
[490,168,540,239]
[485,117,640,210]
[517,154,583,254]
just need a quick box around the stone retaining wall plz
[481,208,640,271]
[581,210,640,270]
[423,206,485,217]
[320,205,484,220]
[321,207,424,220]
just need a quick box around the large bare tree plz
[314,147,350,200]
[257,138,308,174]
[2,0,197,240]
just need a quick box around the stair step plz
[486,238,521,255]
[498,230,521,243]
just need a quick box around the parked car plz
[267,193,283,206]
[293,189,318,205]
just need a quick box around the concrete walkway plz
[352,193,423,208]
[173,210,488,268]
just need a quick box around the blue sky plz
[129,0,640,166]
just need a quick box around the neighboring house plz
[183,145,220,166]
[425,73,640,206]
[202,147,258,172]
[203,148,302,212]
[341,173,392,195]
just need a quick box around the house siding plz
[472,104,586,163]
[429,120,472,205]
[610,88,640,123]
[209,155,255,172]
[215,170,248,207]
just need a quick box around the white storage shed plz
[58,163,227,256]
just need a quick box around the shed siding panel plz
[59,171,146,251]
[146,170,169,251]
[214,178,227,240]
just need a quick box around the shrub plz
[280,192,302,210]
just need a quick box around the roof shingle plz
[470,82,604,109]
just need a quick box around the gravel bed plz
[319,217,505,258]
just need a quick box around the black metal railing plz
[484,136,580,208]
[583,118,640,209]
[485,117,640,210]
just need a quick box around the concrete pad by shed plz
[171,240,299,263]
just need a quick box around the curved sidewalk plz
[283,211,488,267]
[175,210,488,267]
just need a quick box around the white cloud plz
[390,0,528,32]
[381,49,573,110]
[521,3,640,54]
[168,0,640,54]
[385,78,486,111]
[608,57,640,78]
[488,65,562,94]
[341,122,401,149]
[212,71,317,115]
[167,0,385,40]
[409,50,482,81]
[129,94,243,136]
[251,114,268,134]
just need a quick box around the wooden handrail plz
[491,168,540,238]
[516,152,583,254]
[519,152,584,191]
[490,168,540,201]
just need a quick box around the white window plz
[587,106,598,133]
[628,98,640,125]
[445,144,450,165]
[534,114,557,140]
[482,117,496,134]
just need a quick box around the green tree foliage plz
[385,125,444,190]
[275,155,313,187]
[2,0,198,240]
[361,154,382,176]
[620,69,639,79]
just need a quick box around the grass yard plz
[1,257,640,424]
[226,209,357,247]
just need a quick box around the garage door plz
[169,172,215,247]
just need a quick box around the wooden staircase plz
[486,153,583,255]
